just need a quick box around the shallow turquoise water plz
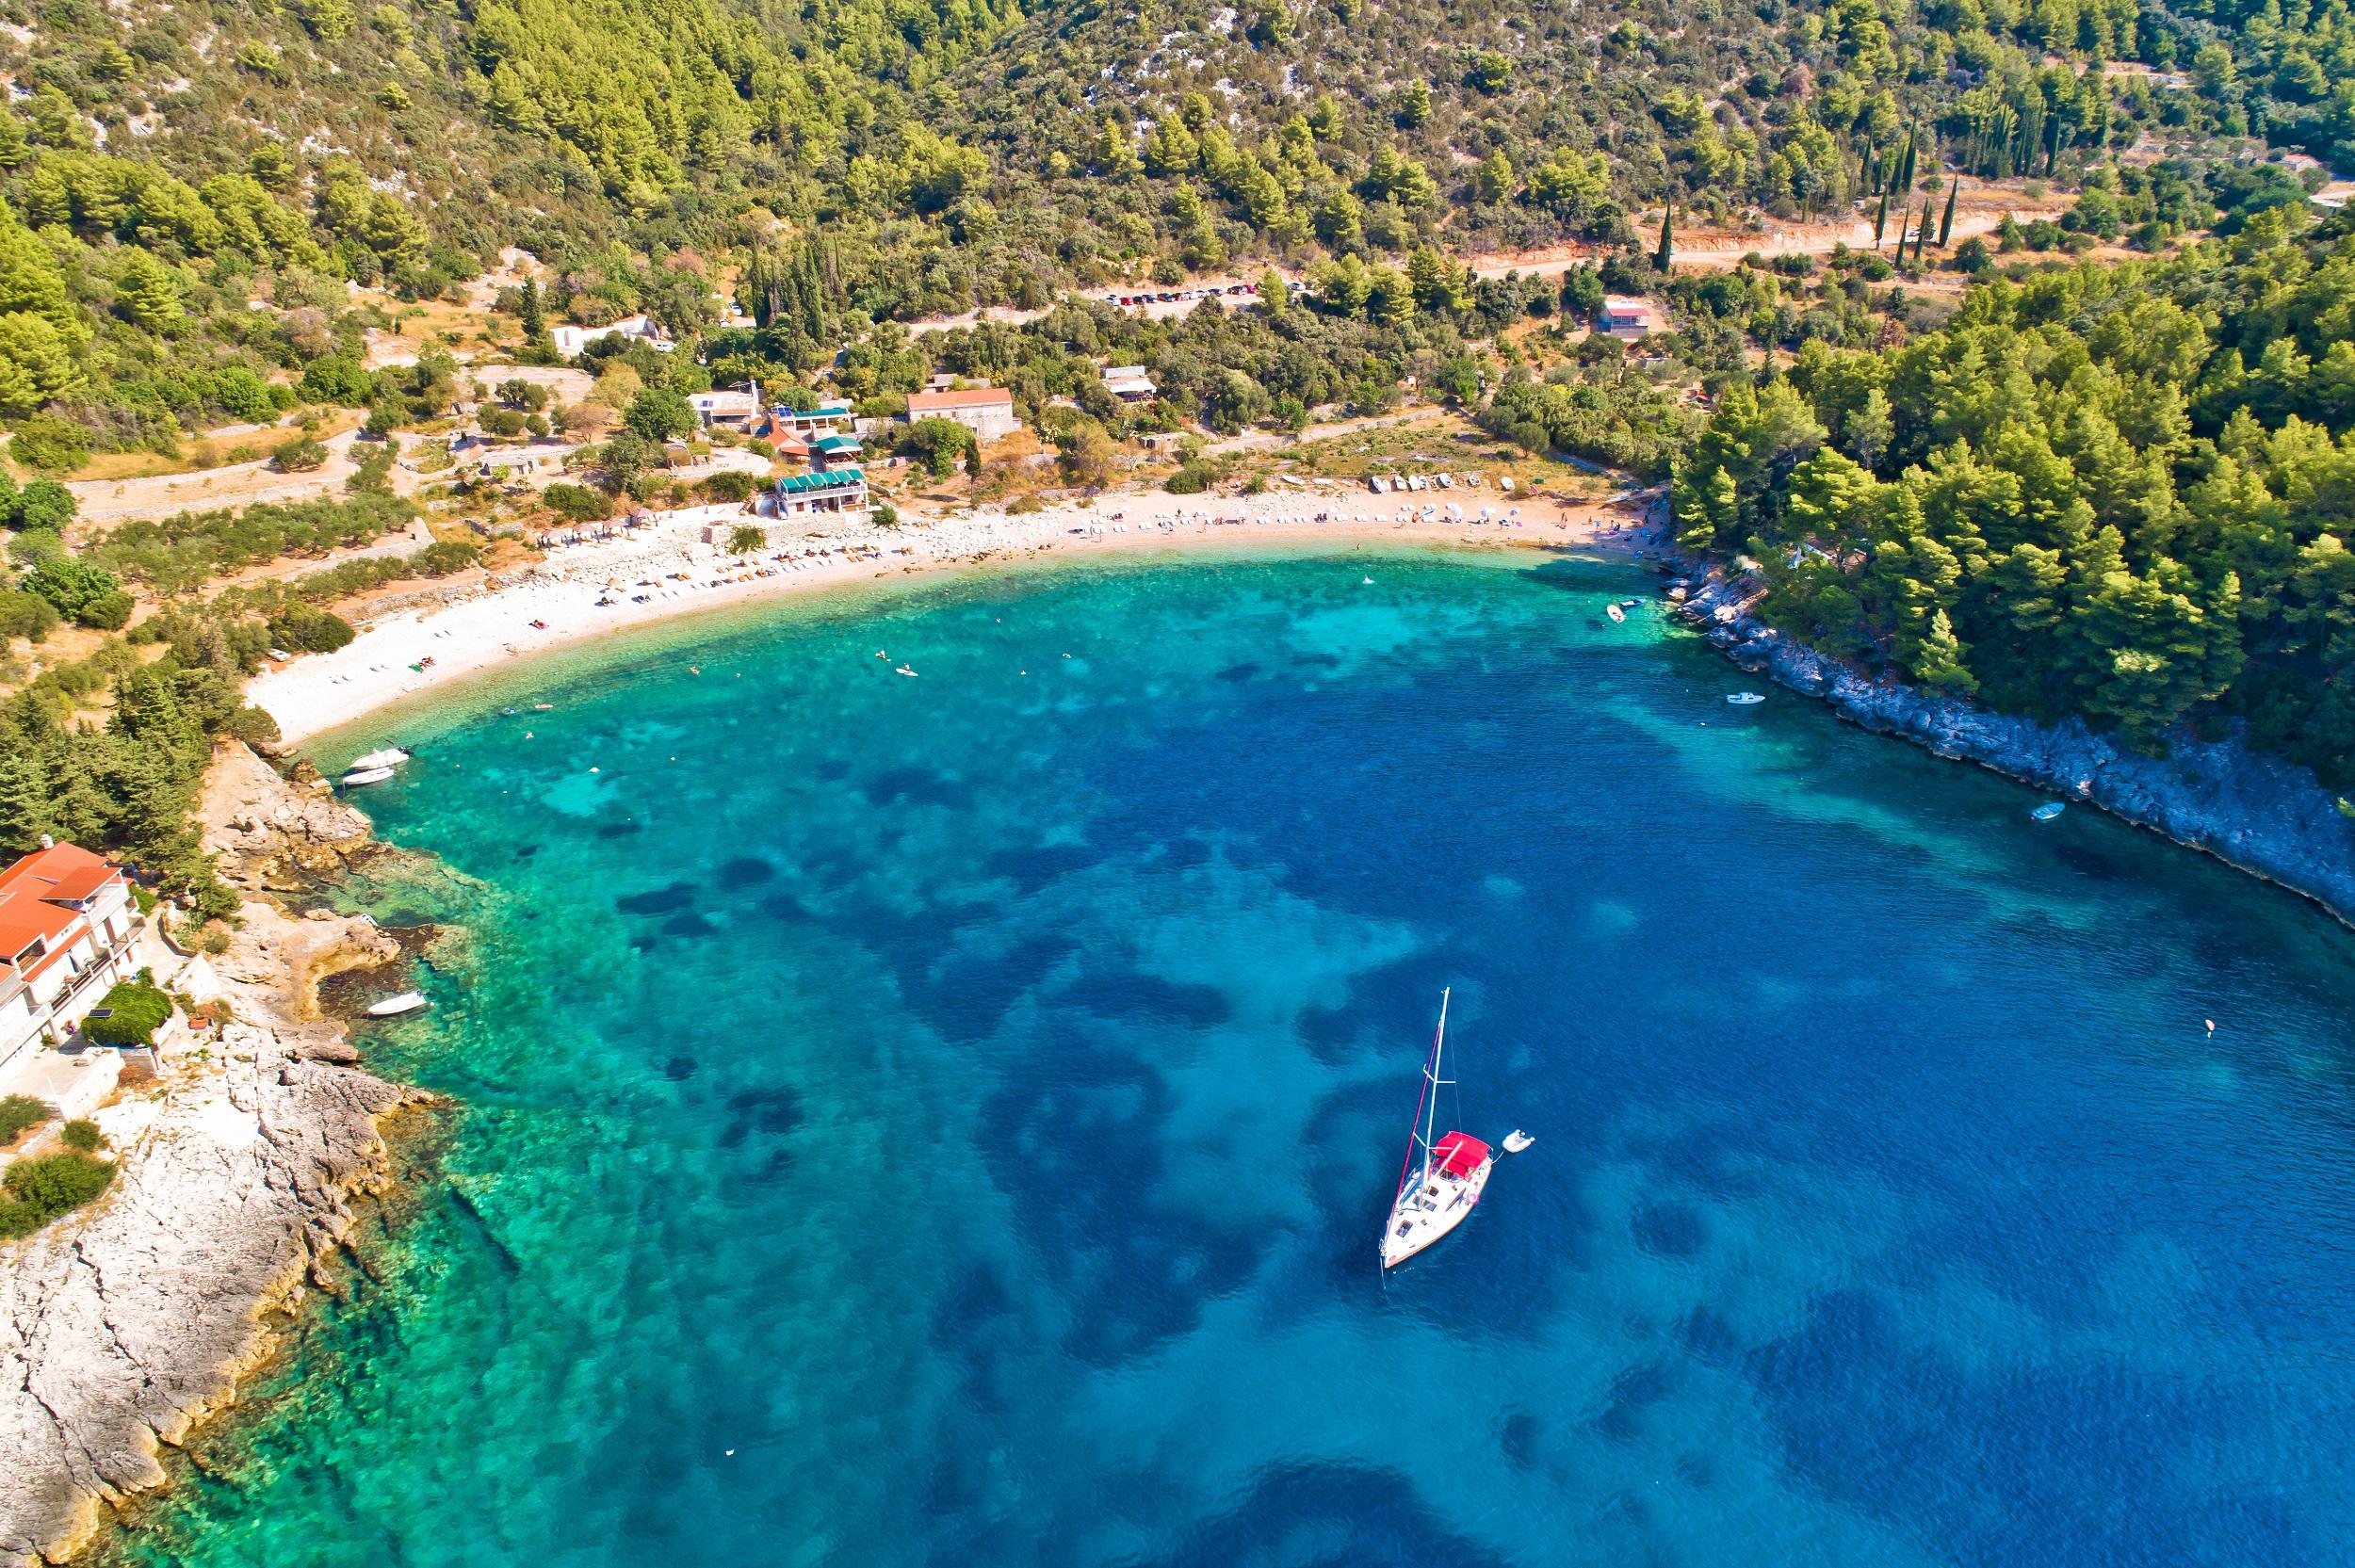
[117,549,2355,1566]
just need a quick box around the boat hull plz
[1380,1157,1493,1268]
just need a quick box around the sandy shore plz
[254,485,1655,749]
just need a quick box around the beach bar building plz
[0,843,142,1077]
[771,468,869,517]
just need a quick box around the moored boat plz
[339,766,398,788]
[1605,603,1626,622]
[1381,989,1495,1269]
[2031,801,2067,821]
[365,991,428,1017]
[1502,1129,1534,1154]
[348,747,411,771]
[1726,691,1765,706]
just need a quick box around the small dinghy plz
[2031,801,2068,821]
[339,766,398,788]
[349,747,410,771]
[1726,691,1766,706]
[1502,1130,1535,1154]
[365,991,428,1018]
[1606,603,1627,622]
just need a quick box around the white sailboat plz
[1380,988,1495,1269]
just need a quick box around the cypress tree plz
[1939,180,1958,245]
[1894,127,1916,196]
[1654,207,1674,272]
[518,276,544,340]
[1912,202,1930,264]
[1874,190,1889,249]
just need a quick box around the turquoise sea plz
[113,548,2355,1566]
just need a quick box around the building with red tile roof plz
[0,843,141,1075]
[905,385,1021,442]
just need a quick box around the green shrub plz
[1165,462,1212,494]
[274,435,330,473]
[0,1094,52,1144]
[59,1120,103,1153]
[81,979,172,1046]
[727,524,765,554]
[543,483,611,523]
[702,470,760,503]
[268,603,357,653]
[0,1152,115,1237]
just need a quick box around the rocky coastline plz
[0,743,430,1567]
[1668,560,2355,927]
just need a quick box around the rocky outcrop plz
[1674,563,2355,924]
[197,738,380,891]
[0,754,427,1566]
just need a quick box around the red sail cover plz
[1434,1132,1489,1176]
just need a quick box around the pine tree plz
[1909,609,1978,694]
[116,251,182,331]
[0,750,52,852]
[1938,180,1958,246]
[1654,207,1674,273]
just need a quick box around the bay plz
[112,548,2355,1567]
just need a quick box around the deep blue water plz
[115,549,2355,1566]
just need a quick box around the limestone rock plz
[1670,560,2355,923]
[1,764,426,1565]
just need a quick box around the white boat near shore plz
[1606,603,1626,622]
[1726,691,1765,706]
[365,991,428,1017]
[2032,801,2068,821]
[339,766,398,788]
[348,747,411,771]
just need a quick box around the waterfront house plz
[771,467,869,518]
[1599,296,1664,342]
[905,386,1021,443]
[0,843,143,1077]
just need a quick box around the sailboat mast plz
[1421,987,1449,1188]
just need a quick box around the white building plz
[1599,296,1665,342]
[551,315,675,357]
[0,843,142,1077]
[1102,365,1158,403]
[690,389,762,431]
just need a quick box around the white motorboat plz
[339,766,398,788]
[1606,603,1626,622]
[348,747,411,771]
[1380,989,1495,1269]
[1502,1130,1534,1154]
[1726,691,1766,706]
[2031,801,2067,821]
[365,991,428,1018]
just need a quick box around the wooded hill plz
[1676,204,2355,787]
[1,0,2337,463]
